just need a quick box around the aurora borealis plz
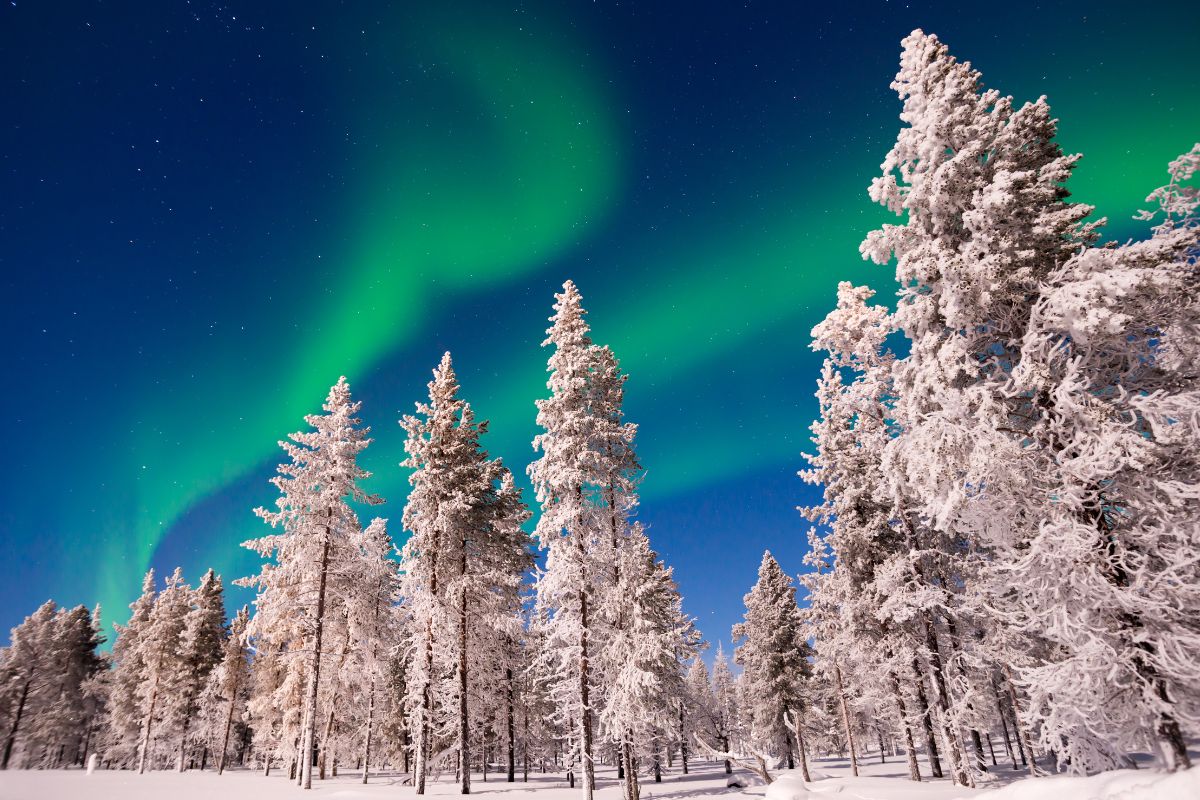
[2,1,1198,645]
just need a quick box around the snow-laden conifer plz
[732,552,811,772]
[103,570,157,767]
[400,353,532,794]
[135,568,191,773]
[171,569,226,771]
[241,376,382,789]
[529,281,606,800]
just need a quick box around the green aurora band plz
[30,6,1197,628]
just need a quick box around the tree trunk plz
[300,532,332,790]
[319,707,335,780]
[922,616,968,786]
[877,728,886,764]
[138,671,160,774]
[719,735,731,775]
[890,671,921,782]
[417,542,439,794]
[566,721,575,789]
[971,729,989,773]
[218,678,237,774]
[177,713,192,772]
[910,658,942,778]
[622,740,637,800]
[402,727,411,774]
[579,589,595,799]
[459,577,470,795]
[80,718,94,769]
[506,668,516,782]
[679,703,689,774]
[361,675,375,784]
[789,708,812,783]
[2,678,31,770]
[1003,664,1038,776]
[834,664,859,777]
[296,707,308,785]
[994,679,1018,770]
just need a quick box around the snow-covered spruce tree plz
[135,568,191,772]
[351,517,401,784]
[800,281,956,784]
[683,657,715,771]
[521,607,561,779]
[76,606,110,767]
[529,280,607,800]
[801,282,904,782]
[242,618,300,776]
[861,27,1200,773]
[400,353,533,794]
[310,518,401,783]
[589,340,663,789]
[204,605,252,774]
[596,524,699,800]
[981,147,1200,772]
[0,601,61,770]
[242,376,382,789]
[708,645,738,774]
[732,551,811,773]
[856,28,1110,778]
[103,570,157,767]
[376,636,414,775]
[171,569,227,771]
[47,605,104,767]
[0,601,105,769]
[458,469,532,790]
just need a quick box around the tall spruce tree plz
[529,281,606,800]
[136,568,191,773]
[104,570,157,767]
[242,376,382,789]
[400,353,532,794]
[172,569,227,771]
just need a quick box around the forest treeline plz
[2,28,1197,796]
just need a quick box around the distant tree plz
[732,552,811,771]
[709,646,738,774]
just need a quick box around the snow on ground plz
[2,756,1196,800]
[766,752,1200,800]
[0,760,747,800]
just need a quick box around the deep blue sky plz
[2,1,1198,651]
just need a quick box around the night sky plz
[2,1,1198,649]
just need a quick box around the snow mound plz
[764,771,811,800]
[762,767,1199,800]
[971,767,1200,800]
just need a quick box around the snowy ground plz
[2,755,1196,800]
